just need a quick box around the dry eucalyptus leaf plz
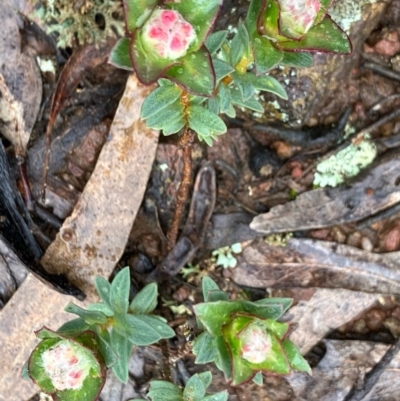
[41,75,159,297]
[0,1,42,157]
[287,340,400,401]
[250,151,400,234]
[232,239,400,295]
[283,289,380,354]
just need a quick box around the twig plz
[344,336,400,401]
[166,126,195,252]
[363,61,400,83]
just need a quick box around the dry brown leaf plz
[287,340,400,401]
[283,288,380,354]
[250,151,400,234]
[232,239,400,295]
[40,74,159,297]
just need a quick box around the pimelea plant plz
[193,277,310,386]
[110,0,351,144]
[23,267,175,400]
[24,270,310,400]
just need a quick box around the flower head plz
[141,9,196,60]
[278,0,321,38]
[41,340,92,390]
[239,322,272,364]
[110,0,223,96]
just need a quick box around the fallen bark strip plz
[251,150,400,234]
[232,238,400,295]
[41,75,159,297]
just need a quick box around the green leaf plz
[275,16,352,54]
[252,371,263,385]
[249,75,287,99]
[193,332,218,364]
[194,300,287,337]
[207,290,229,302]
[205,31,228,54]
[109,267,131,314]
[188,105,226,137]
[254,297,293,316]
[141,85,182,120]
[252,35,283,74]
[246,0,262,35]
[264,319,289,339]
[216,84,232,114]
[110,329,129,382]
[213,59,234,82]
[230,89,263,112]
[21,362,30,380]
[169,0,223,51]
[282,339,311,374]
[197,371,212,389]
[129,282,158,314]
[207,97,220,115]
[94,276,112,307]
[148,380,183,401]
[114,314,174,345]
[281,52,313,67]
[166,48,216,96]
[123,0,158,32]
[87,302,114,317]
[202,392,228,401]
[145,100,184,130]
[232,72,255,101]
[57,318,90,337]
[64,303,108,325]
[230,22,250,67]
[183,374,206,401]
[202,276,220,302]
[162,118,186,136]
[96,328,118,368]
[109,37,133,71]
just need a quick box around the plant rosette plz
[25,327,106,401]
[246,0,352,73]
[193,277,311,385]
[110,0,223,96]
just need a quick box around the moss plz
[32,0,125,48]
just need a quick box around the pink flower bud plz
[141,9,197,60]
[278,0,321,37]
[41,340,92,391]
[238,322,272,364]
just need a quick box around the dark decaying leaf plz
[232,239,400,295]
[42,41,116,200]
[251,150,400,234]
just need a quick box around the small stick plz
[166,126,195,252]
[344,336,400,401]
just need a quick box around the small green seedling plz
[212,243,243,269]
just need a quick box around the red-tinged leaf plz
[168,0,223,51]
[274,15,352,54]
[165,47,216,96]
[109,38,134,71]
[123,0,158,32]
[130,30,179,85]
